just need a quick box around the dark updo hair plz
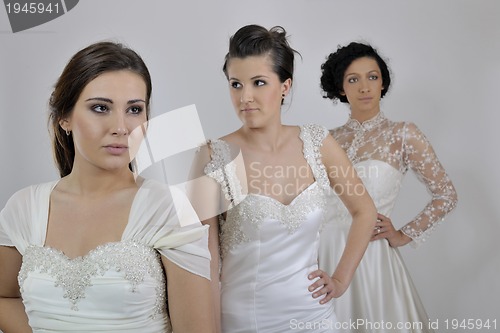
[49,41,152,177]
[320,42,391,103]
[222,24,298,85]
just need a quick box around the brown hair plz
[49,41,152,177]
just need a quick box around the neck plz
[239,122,285,152]
[350,106,380,123]
[63,163,137,196]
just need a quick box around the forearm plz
[397,178,457,246]
[0,297,31,333]
[332,209,376,292]
[403,122,458,243]
[403,193,457,237]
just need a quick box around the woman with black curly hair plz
[319,42,457,333]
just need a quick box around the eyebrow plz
[85,97,146,104]
[228,75,270,81]
[251,75,269,80]
[345,70,381,77]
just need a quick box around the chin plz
[100,159,132,172]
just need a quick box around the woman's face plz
[226,55,291,129]
[341,56,384,116]
[61,70,148,173]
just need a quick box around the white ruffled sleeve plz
[0,188,31,248]
[0,183,55,252]
[126,179,211,280]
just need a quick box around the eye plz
[91,104,108,113]
[347,77,358,84]
[369,75,379,80]
[230,81,242,89]
[254,79,266,87]
[128,105,144,115]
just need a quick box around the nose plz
[111,113,128,136]
[359,79,370,93]
[240,86,254,103]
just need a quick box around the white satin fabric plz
[206,125,338,333]
[319,112,458,333]
[0,179,210,332]
[221,187,337,333]
[319,160,433,333]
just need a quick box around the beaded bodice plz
[19,240,167,314]
[204,124,332,258]
[331,112,457,244]
[0,179,212,332]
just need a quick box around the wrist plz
[397,230,412,246]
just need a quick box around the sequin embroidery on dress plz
[205,125,332,258]
[18,240,167,315]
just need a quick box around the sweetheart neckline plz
[25,239,150,262]
[244,181,318,207]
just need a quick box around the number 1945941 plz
[444,318,497,330]
[6,2,60,14]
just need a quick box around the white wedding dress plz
[205,125,338,333]
[319,112,457,333]
[0,179,210,332]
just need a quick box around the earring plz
[282,93,285,98]
[65,129,71,136]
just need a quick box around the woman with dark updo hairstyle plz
[190,25,377,332]
[0,41,214,332]
[319,42,457,333]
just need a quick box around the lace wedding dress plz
[319,112,457,333]
[205,125,338,333]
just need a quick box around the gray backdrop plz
[1,1,499,331]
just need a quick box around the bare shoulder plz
[284,124,301,134]
[219,130,241,145]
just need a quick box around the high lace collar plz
[346,112,387,131]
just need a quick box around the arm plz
[0,246,32,333]
[186,143,225,332]
[203,216,221,333]
[162,256,215,333]
[399,123,458,246]
[309,134,377,301]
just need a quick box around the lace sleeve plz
[400,122,458,246]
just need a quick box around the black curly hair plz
[320,42,391,103]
